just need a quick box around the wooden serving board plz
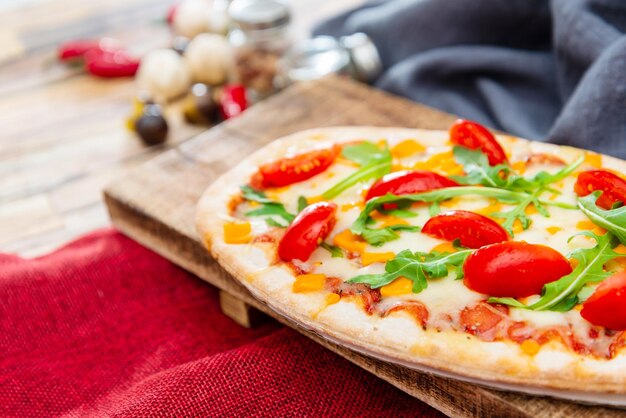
[104,76,619,418]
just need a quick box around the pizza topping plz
[449,119,508,166]
[577,192,626,245]
[348,248,471,294]
[278,202,337,262]
[390,139,426,159]
[422,210,509,248]
[250,145,341,189]
[365,170,459,209]
[292,273,327,293]
[332,229,367,255]
[464,241,572,298]
[380,277,413,297]
[322,141,392,199]
[382,300,429,326]
[460,302,509,335]
[223,221,252,244]
[490,232,621,310]
[580,271,626,330]
[241,186,295,227]
[361,251,395,266]
[574,170,626,210]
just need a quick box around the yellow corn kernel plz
[546,226,562,235]
[381,277,413,297]
[292,274,327,293]
[520,339,540,356]
[325,293,341,306]
[333,229,367,254]
[391,139,426,159]
[361,251,395,266]
[223,221,251,244]
[585,152,602,168]
[431,242,457,253]
[512,219,524,235]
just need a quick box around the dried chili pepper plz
[220,84,248,119]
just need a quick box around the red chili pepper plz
[166,3,179,25]
[84,48,140,78]
[220,85,248,119]
[57,38,122,62]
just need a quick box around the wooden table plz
[0,0,361,256]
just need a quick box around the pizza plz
[196,120,626,399]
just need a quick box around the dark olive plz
[135,104,168,145]
[183,83,219,125]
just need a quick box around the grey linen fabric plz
[314,0,626,157]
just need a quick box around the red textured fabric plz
[0,229,444,417]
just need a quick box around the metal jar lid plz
[277,36,351,83]
[340,33,382,83]
[228,0,291,31]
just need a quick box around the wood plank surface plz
[104,76,621,418]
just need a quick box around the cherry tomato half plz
[581,272,626,330]
[278,202,337,262]
[574,170,626,210]
[422,210,509,248]
[449,119,508,166]
[463,241,572,297]
[250,145,340,189]
[365,170,459,210]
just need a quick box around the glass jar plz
[228,0,292,98]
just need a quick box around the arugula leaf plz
[320,242,343,258]
[489,232,620,311]
[321,142,392,199]
[241,185,273,204]
[240,186,295,226]
[361,224,421,246]
[348,249,472,293]
[506,154,584,193]
[451,146,510,188]
[578,192,626,245]
[297,196,308,213]
[377,208,418,218]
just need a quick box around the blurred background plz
[0,0,362,256]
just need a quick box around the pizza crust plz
[196,127,626,397]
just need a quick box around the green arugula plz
[451,146,510,188]
[350,186,574,240]
[321,142,392,199]
[489,232,620,311]
[320,242,344,258]
[361,224,421,247]
[297,196,308,213]
[578,191,626,245]
[348,249,472,293]
[241,186,295,227]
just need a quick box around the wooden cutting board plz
[104,76,619,418]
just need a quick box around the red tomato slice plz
[365,170,459,209]
[581,272,626,330]
[463,241,572,297]
[250,145,341,189]
[422,210,509,248]
[278,202,337,262]
[449,119,508,166]
[574,170,626,210]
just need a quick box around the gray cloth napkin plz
[314,0,626,158]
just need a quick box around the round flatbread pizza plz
[196,121,626,403]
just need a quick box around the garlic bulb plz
[172,0,210,38]
[136,49,191,102]
[184,33,232,85]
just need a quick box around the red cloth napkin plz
[0,229,444,417]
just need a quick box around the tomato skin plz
[422,210,509,248]
[449,119,508,166]
[581,272,626,330]
[250,145,340,189]
[365,170,459,210]
[574,170,626,210]
[278,202,337,262]
[463,241,572,297]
